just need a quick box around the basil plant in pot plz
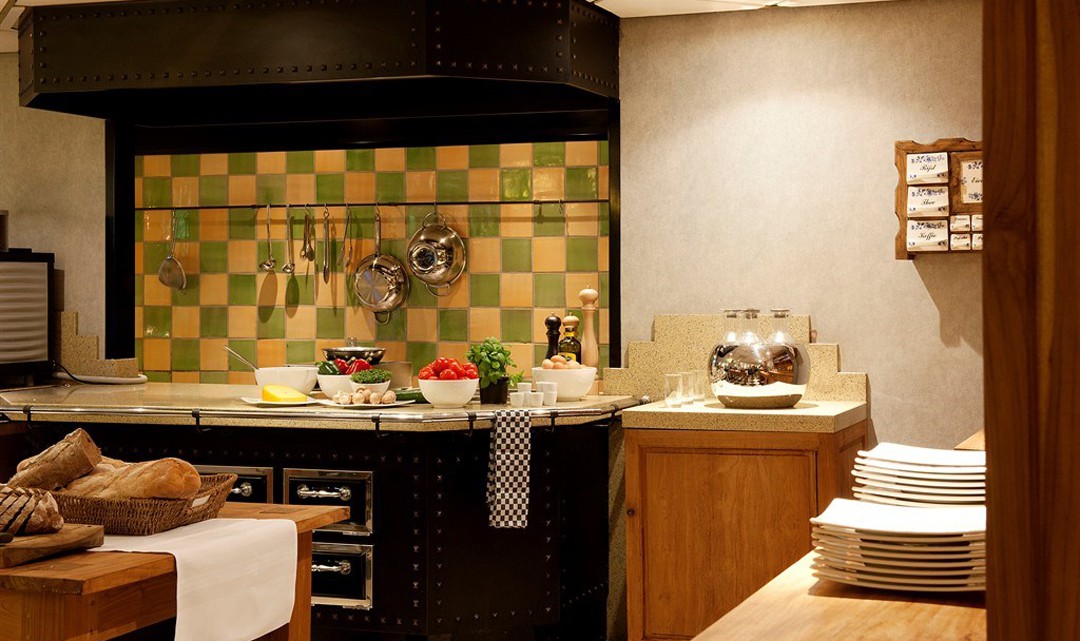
[466,337,524,405]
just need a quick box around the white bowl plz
[531,367,597,401]
[317,374,354,398]
[256,366,318,394]
[419,378,479,408]
[350,380,391,394]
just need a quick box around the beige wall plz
[619,0,984,448]
[0,53,106,344]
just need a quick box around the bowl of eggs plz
[532,356,597,401]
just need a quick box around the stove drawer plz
[311,542,373,610]
[194,464,273,503]
[283,468,372,535]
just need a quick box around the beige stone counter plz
[621,399,867,433]
[0,382,638,432]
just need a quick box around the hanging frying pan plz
[352,207,410,324]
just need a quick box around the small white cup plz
[543,391,557,406]
[508,392,525,408]
[517,382,533,394]
[536,381,557,394]
[528,391,544,407]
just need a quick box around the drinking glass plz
[664,373,684,408]
[692,370,708,403]
[681,372,694,405]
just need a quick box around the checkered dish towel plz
[487,409,532,528]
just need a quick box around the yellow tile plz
[172,371,201,384]
[143,155,172,177]
[407,308,438,341]
[345,173,375,203]
[436,342,469,362]
[143,277,173,306]
[258,339,286,367]
[257,272,286,307]
[171,177,199,208]
[286,306,315,339]
[532,237,567,272]
[143,210,171,242]
[500,203,533,237]
[379,205,407,239]
[507,343,536,373]
[500,143,532,167]
[469,308,501,342]
[174,242,200,274]
[467,238,500,273]
[315,150,346,173]
[315,273,347,307]
[438,277,469,308]
[436,146,469,170]
[533,308,557,344]
[229,371,256,385]
[201,153,229,176]
[468,169,500,201]
[565,273,599,308]
[173,306,200,338]
[200,209,230,241]
[287,174,316,204]
[134,307,144,338]
[532,168,565,200]
[134,244,144,275]
[500,273,533,308]
[380,341,407,363]
[375,148,406,171]
[598,166,610,199]
[566,141,598,166]
[257,151,287,174]
[438,205,469,238]
[200,338,229,371]
[345,306,377,341]
[599,239,610,271]
[135,179,144,209]
[407,171,436,202]
[200,274,229,306]
[566,202,599,236]
[228,241,258,274]
[142,338,171,370]
[228,307,258,338]
[229,175,257,206]
[599,309,610,344]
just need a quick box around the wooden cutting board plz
[0,523,105,568]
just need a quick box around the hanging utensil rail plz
[133,198,608,211]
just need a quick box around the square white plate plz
[815,550,986,573]
[860,443,985,467]
[855,457,986,476]
[853,468,986,489]
[811,499,986,535]
[812,570,986,593]
[811,562,986,586]
[813,532,986,556]
[855,477,986,496]
[853,492,986,509]
[855,463,986,482]
[853,486,986,503]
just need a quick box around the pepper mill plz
[578,286,600,368]
[544,313,562,359]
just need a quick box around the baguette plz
[0,494,30,533]
[63,458,201,501]
[0,487,64,535]
[9,429,102,490]
[22,492,63,535]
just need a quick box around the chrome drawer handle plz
[311,560,352,575]
[230,482,253,498]
[297,484,352,502]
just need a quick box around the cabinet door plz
[625,431,817,641]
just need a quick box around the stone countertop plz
[0,382,639,432]
[621,400,867,433]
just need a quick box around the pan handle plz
[373,311,393,325]
[425,282,452,297]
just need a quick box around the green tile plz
[257,241,287,266]
[228,152,257,175]
[384,239,407,261]
[405,206,430,238]
[533,202,565,236]
[134,156,145,178]
[501,238,532,272]
[145,371,173,383]
[200,371,230,384]
[500,169,532,201]
[346,149,375,171]
[286,151,315,173]
[316,174,345,203]
[256,175,286,205]
[284,275,316,307]
[134,338,143,368]
[172,274,199,306]
[134,275,144,304]
[469,144,500,168]
[470,274,500,307]
[468,204,500,237]
[533,273,565,308]
[567,237,599,272]
[436,171,468,201]
[200,242,228,273]
[501,310,532,343]
[598,140,610,166]
[407,343,438,375]
[533,344,550,370]
[200,307,229,338]
[599,272,610,308]
[438,309,468,342]
[171,339,200,371]
[407,147,436,171]
[143,306,172,338]
[143,242,170,275]
[171,154,200,177]
[599,344,610,377]
[174,210,199,241]
[199,176,228,207]
[317,308,345,339]
[408,276,438,308]
[566,167,599,200]
[229,208,258,240]
[257,306,286,339]
[376,173,406,202]
[286,340,316,365]
[376,310,406,341]
[348,206,375,238]
[143,178,172,208]
[134,211,145,242]
[228,339,257,370]
[229,274,257,306]
[599,202,610,236]
[533,142,565,167]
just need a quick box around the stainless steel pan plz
[406,211,466,296]
[352,208,410,324]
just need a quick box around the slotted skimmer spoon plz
[157,210,187,293]
[259,204,276,272]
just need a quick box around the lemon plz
[262,385,307,403]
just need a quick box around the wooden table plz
[693,553,986,641]
[0,503,349,641]
[956,429,986,451]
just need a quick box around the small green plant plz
[466,337,524,388]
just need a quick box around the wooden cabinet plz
[624,423,866,641]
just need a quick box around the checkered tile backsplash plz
[134,142,610,383]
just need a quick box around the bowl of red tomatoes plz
[417,358,480,408]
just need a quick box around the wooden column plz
[984,1,1080,640]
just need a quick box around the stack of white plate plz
[811,498,986,592]
[853,443,985,507]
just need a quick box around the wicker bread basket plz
[53,473,237,536]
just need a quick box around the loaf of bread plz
[0,486,64,535]
[63,457,202,501]
[8,428,102,490]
